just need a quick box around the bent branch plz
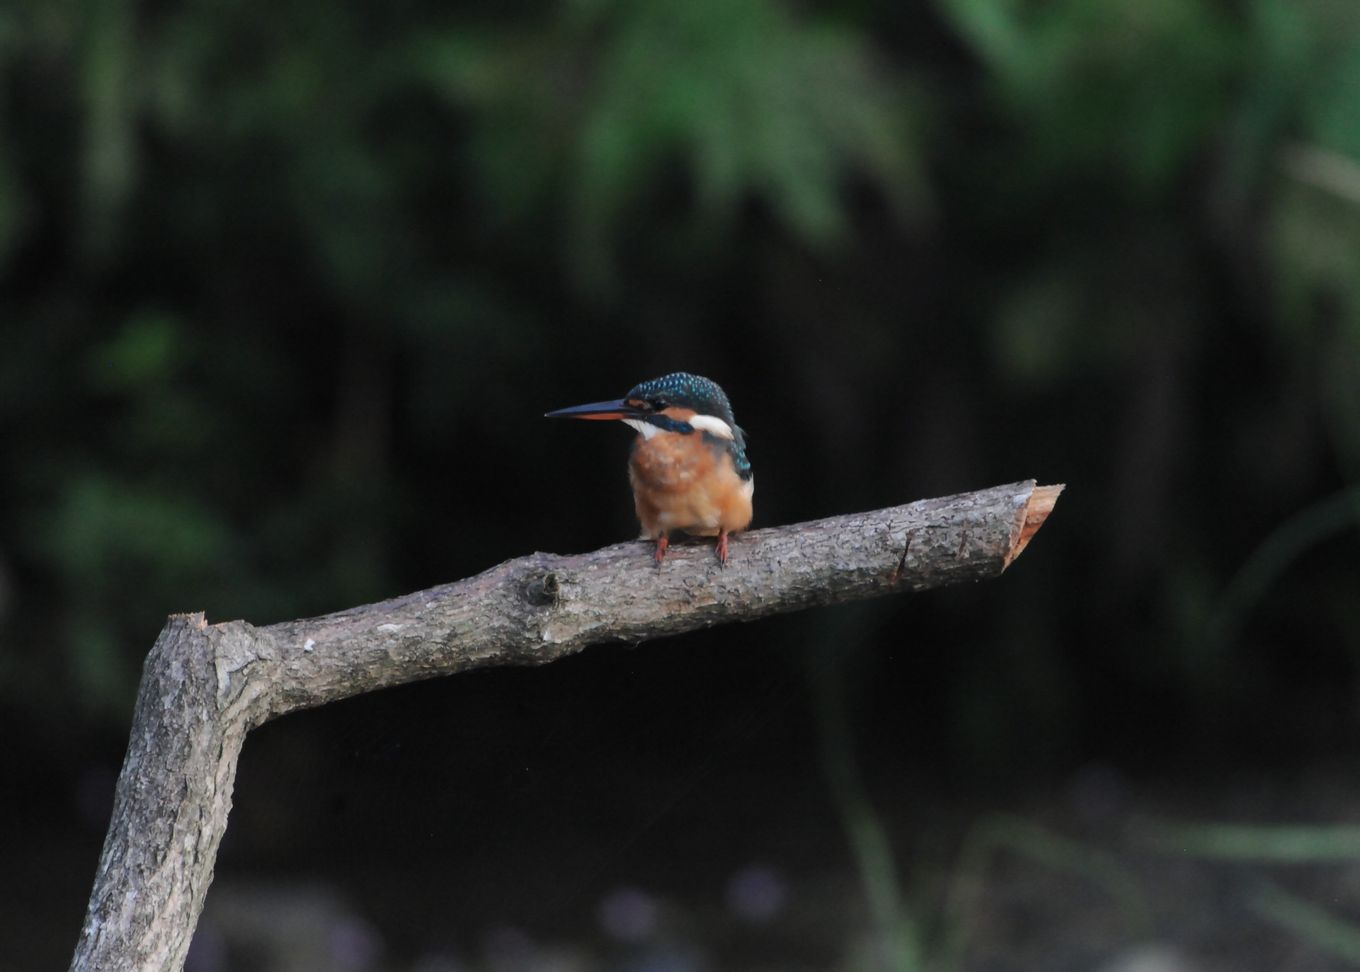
[72,479,1063,971]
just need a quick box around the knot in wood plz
[523,570,562,607]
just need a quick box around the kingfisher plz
[546,372,754,565]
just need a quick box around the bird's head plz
[545,372,743,443]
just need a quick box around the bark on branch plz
[71,479,1063,971]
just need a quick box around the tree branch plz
[71,479,1063,971]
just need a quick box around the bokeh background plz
[5,0,1360,968]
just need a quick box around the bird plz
[546,372,754,565]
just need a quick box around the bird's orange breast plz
[629,431,754,539]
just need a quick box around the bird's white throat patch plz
[623,418,660,439]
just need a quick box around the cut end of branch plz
[1004,483,1065,569]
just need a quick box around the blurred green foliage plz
[419,0,928,290]
[0,0,1358,768]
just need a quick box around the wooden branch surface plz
[71,479,1062,971]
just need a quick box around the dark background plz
[4,0,1360,969]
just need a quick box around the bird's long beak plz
[544,398,644,421]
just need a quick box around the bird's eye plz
[650,399,667,411]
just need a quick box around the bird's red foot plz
[715,530,730,566]
[653,534,669,565]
